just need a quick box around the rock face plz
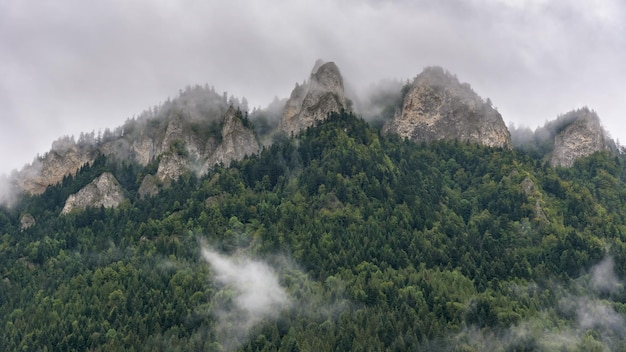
[12,85,260,196]
[61,172,126,214]
[279,60,347,136]
[205,107,261,170]
[20,213,36,230]
[549,108,608,167]
[18,138,96,195]
[383,67,512,149]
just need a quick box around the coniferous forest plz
[2,112,626,351]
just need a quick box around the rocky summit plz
[549,108,609,167]
[279,60,347,136]
[383,67,512,149]
[204,106,260,171]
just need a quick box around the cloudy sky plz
[1,0,625,175]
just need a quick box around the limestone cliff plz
[204,106,261,171]
[20,213,36,231]
[61,172,126,214]
[383,67,512,149]
[548,108,608,167]
[17,138,96,195]
[279,60,347,136]
[13,85,234,196]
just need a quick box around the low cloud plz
[590,256,623,294]
[200,246,292,351]
[437,256,626,351]
[574,297,624,334]
[0,172,21,207]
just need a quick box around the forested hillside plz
[2,112,626,351]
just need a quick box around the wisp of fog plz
[200,246,291,350]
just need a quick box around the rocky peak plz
[204,106,260,170]
[279,60,347,136]
[382,66,512,149]
[61,172,126,214]
[549,108,608,167]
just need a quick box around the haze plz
[2,0,625,175]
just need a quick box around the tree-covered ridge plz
[1,112,626,351]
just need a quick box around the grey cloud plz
[2,0,625,175]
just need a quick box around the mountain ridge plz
[4,61,618,206]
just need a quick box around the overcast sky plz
[1,0,625,175]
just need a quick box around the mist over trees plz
[353,78,409,127]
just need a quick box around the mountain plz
[2,60,626,350]
[2,110,626,351]
[13,85,260,199]
[382,66,512,149]
[10,63,615,205]
[279,59,347,136]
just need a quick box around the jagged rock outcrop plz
[20,213,36,231]
[549,108,608,167]
[18,138,96,195]
[156,153,190,183]
[204,106,261,171]
[12,85,257,197]
[383,67,512,149]
[61,172,126,214]
[279,60,347,136]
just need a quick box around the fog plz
[200,246,291,350]
[432,256,626,351]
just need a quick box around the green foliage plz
[1,111,626,350]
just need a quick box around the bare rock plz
[549,108,608,167]
[205,106,261,170]
[279,60,347,136]
[130,135,159,166]
[61,172,126,214]
[383,67,511,149]
[18,138,95,195]
[156,152,190,183]
[20,213,36,230]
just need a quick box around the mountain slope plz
[2,112,626,351]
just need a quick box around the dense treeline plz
[1,112,626,350]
